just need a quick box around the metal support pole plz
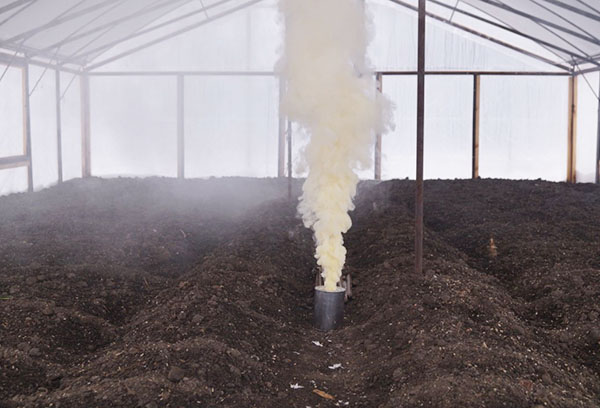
[55,70,63,183]
[567,75,578,183]
[472,74,480,179]
[287,119,292,200]
[80,73,91,178]
[278,77,286,178]
[415,0,426,275]
[22,63,33,192]
[177,74,185,179]
[374,72,383,180]
[596,75,600,184]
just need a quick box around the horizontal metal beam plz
[0,51,81,74]
[0,155,29,170]
[87,69,571,77]
[381,70,571,76]
[85,0,263,70]
[89,70,276,76]
[388,0,572,72]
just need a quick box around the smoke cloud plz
[278,0,393,291]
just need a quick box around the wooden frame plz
[472,74,480,179]
[567,75,578,183]
[374,73,383,180]
[0,59,32,191]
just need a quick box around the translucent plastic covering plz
[90,75,177,177]
[1,0,598,70]
[1,0,600,196]
[184,76,278,178]
[478,76,569,181]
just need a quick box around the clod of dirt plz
[167,366,185,382]
[28,348,41,358]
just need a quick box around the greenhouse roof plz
[0,0,599,73]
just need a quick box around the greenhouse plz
[0,1,599,407]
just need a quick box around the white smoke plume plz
[278,0,393,291]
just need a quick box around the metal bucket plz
[314,286,345,331]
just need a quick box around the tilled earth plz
[0,177,598,408]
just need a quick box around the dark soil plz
[0,177,598,408]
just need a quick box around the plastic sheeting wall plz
[29,66,59,191]
[0,64,26,195]
[90,76,177,177]
[381,75,473,180]
[184,76,278,178]
[479,76,568,181]
[60,73,83,182]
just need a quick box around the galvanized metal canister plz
[314,286,345,331]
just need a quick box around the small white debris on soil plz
[312,341,323,347]
[290,383,304,389]
[328,363,342,370]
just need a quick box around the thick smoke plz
[278,0,393,291]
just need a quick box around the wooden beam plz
[472,74,481,179]
[415,0,426,275]
[80,73,91,178]
[278,77,285,178]
[0,155,29,170]
[567,75,578,183]
[177,74,185,179]
[55,70,63,183]
[374,72,383,180]
[22,63,33,192]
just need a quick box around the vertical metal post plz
[278,76,286,178]
[22,63,33,192]
[567,75,577,183]
[374,72,383,180]
[287,119,292,200]
[415,0,426,275]
[55,69,63,183]
[472,74,480,179]
[80,73,91,178]
[177,74,185,179]
[596,74,600,184]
